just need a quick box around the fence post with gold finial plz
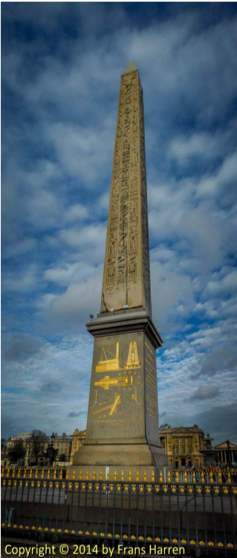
[106,470,110,481]
[210,471,213,484]
[121,471,124,482]
[184,471,188,483]
[192,471,196,483]
[136,471,139,482]
[143,471,147,482]
[227,471,231,484]
[92,470,96,481]
[159,471,163,483]
[218,471,222,484]
[128,471,132,482]
[66,469,69,480]
[79,470,82,481]
[85,470,89,481]
[167,471,171,483]
[41,469,44,479]
[59,469,63,480]
[175,471,179,483]
[72,470,76,480]
[99,471,103,481]
[113,471,117,481]
[53,469,56,479]
[201,471,205,484]
[151,471,155,483]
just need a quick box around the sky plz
[2,2,237,447]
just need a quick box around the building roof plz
[213,441,237,450]
[160,425,204,435]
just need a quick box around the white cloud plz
[46,272,102,332]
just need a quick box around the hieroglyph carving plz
[139,86,151,315]
[102,69,151,313]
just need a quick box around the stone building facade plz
[213,440,237,465]
[159,424,206,468]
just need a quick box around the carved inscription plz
[145,341,158,424]
[101,67,151,312]
[139,86,151,314]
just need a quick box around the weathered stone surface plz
[100,63,151,316]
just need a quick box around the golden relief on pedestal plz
[95,341,140,372]
[92,341,141,421]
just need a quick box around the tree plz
[45,441,58,466]
[29,430,48,465]
[7,440,26,464]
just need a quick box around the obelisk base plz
[72,440,168,481]
[73,311,168,481]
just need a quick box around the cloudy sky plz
[2,3,237,446]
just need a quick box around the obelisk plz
[73,61,167,478]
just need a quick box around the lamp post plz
[25,444,29,467]
[226,439,231,469]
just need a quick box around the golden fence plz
[1,465,237,483]
[1,467,237,555]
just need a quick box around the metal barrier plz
[1,469,237,555]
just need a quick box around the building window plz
[175,437,178,444]
[188,437,191,443]
[182,448,185,454]
[181,437,185,443]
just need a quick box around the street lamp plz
[25,444,29,467]
[226,439,231,468]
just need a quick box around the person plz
[222,471,226,484]
[196,473,200,483]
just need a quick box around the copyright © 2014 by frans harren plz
[4,543,185,556]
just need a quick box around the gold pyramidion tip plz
[122,60,138,75]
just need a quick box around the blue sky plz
[2,2,237,445]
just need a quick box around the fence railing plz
[2,466,237,483]
[1,470,237,555]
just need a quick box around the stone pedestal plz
[73,312,168,474]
